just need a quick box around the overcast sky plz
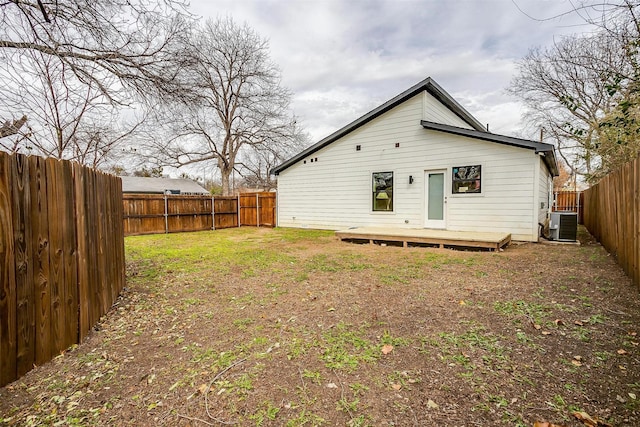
[188,0,599,143]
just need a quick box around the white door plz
[424,170,446,229]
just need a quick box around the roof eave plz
[420,120,559,177]
[272,77,486,175]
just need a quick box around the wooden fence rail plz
[553,191,584,224]
[583,157,640,289]
[0,152,125,387]
[123,192,276,236]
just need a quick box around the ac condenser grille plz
[558,213,578,241]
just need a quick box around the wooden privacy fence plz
[583,157,640,289]
[123,192,276,236]
[553,191,584,224]
[0,152,125,387]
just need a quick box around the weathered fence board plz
[0,152,125,388]
[0,153,17,387]
[123,192,275,236]
[11,155,34,377]
[583,156,640,289]
[29,156,51,366]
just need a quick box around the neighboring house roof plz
[121,177,209,194]
[421,121,559,176]
[272,76,558,176]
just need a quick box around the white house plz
[273,77,558,242]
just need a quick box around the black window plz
[372,172,393,211]
[452,165,481,194]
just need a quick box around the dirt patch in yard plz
[1,227,640,426]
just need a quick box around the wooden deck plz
[335,227,511,251]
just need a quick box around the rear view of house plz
[273,77,558,242]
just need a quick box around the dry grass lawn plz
[1,226,639,426]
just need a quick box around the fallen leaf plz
[534,324,542,330]
[542,331,552,335]
[554,319,565,326]
[629,331,637,336]
[391,383,402,391]
[619,365,627,370]
[381,344,394,355]
[572,360,582,367]
[326,383,338,389]
[198,384,208,395]
[574,320,584,326]
[327,307,336,312]
[574,355,583,361]
[573,411,597,425]
[617,349,628,355]
[629,392,637,400]
[459,300,466,305]
[426,399,438,409]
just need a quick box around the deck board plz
[335,227,511,250]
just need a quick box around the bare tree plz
[0,46,142,166]
[510,0,640,182]
[236,125,310,191]
[148,17,298,195]
[0,0,193,104]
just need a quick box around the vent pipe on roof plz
[486,123,489,132]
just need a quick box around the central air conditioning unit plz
[549,211,578,242]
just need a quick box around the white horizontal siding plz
[277,90,542,241]
[423,92,474,129]
[538,157,552,225]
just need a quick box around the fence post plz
[237,194,241,227]
[164,193,168,234]
[211,196,215,230]
[577,191,582,224]
[256,193,260,227]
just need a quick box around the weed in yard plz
[586,313,608,324]
[301,369,323,385]
[285,409,326,427]
[493,300,549,325]
[347,414,369,427]
[217,373,254,398]
[336,397,360,413]
[233,317,255,330]
[319,323,379,371]
[349,382,369,396]
[573,327,591,342]
[249,401,280,426]
[287,338,311,360]
[379,330,410,347]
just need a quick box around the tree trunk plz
[219,161,233,196]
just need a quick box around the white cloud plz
[189,0,600,142]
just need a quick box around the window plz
[372,172,393,211]
[452,165,481,194]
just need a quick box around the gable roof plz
[273,77,486,175]
[273,76,558,177]
[421,121,558,176]
[121,177,209,194]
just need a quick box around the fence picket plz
[0,153,17,386]
[29,156,51,366]
[11,154,35,377]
